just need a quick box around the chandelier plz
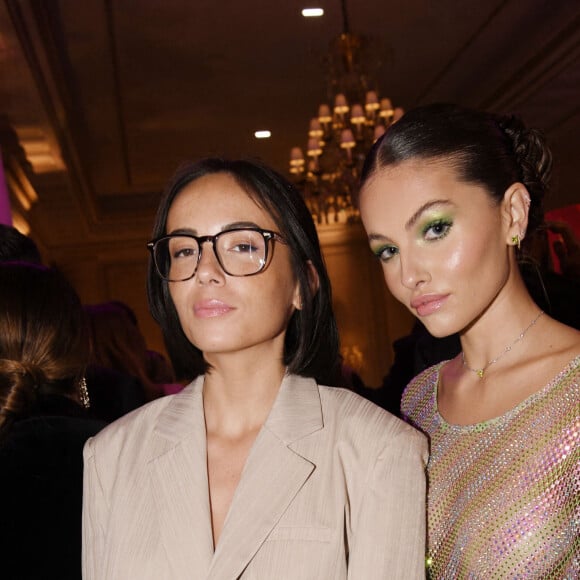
[289,1,403,226]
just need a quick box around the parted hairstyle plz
[359,103,552,238]
[147,157,340,384]
[0,263,89,437]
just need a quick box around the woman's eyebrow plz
[368,233,391,243]
[221,221,261,231]
[167,227,197,236]
[167,221,262,236]
[405,200,452,230]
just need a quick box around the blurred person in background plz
[84,300,181,401]
[0,262,106,579]
[0,224,149,423]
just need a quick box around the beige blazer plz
[83,374,427,579]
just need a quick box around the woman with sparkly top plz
[357,103,579,578]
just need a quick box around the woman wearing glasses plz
[82,158,427,579]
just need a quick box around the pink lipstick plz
[410,294,448,317]
[193,299,233,319]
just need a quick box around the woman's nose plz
[400,251,430,289]
[195,241,225,285]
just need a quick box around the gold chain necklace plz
[461,310,544,379]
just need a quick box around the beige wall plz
[319,222,414,387]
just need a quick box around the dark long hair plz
[0,263,89,438]
[147,158,340,384]
[360,103,552,237]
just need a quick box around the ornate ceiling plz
[1,0,579,257]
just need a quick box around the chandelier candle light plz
[290,1,403,225]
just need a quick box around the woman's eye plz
[173,246,196,259]
[231,243,258,253]
[373,245,399,262]
[423,219,452,241]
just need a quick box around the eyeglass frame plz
[147,227,287,282]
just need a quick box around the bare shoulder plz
[521,317,580,391]
[540,317,580,366]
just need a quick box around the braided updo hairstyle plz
[0,263,89,439]
[360,103,552,242]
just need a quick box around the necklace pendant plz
[477,369,484,379]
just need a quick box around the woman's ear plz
[293,261,319,310]
[501,182,531,247]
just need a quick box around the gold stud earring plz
[511,234,521,250]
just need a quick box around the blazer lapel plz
[206,374,323,580]
[148,378,214,577]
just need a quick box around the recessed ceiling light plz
[254,130,271,139]
[302,8,324,17]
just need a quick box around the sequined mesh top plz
[402,355,579,579]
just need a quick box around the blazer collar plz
[152,372,323,446]
[150,373,324,579]
[208,373,323,579]
[262,372,324,444]
[148,377,214,577]
[152,375,205,443]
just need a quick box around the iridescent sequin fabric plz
[402,355,580,579]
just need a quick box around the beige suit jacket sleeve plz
[347,427,427,579]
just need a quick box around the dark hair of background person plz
[147,157,341,385]
[84,301,165,401]
[0,262,105,580]
[0,262,89,440]
[0,227,150,421]
[0,223,42,264]
[359,102,551,249]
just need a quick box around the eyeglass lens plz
[155,230,269,280]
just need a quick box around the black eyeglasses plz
[147,227,286,281]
